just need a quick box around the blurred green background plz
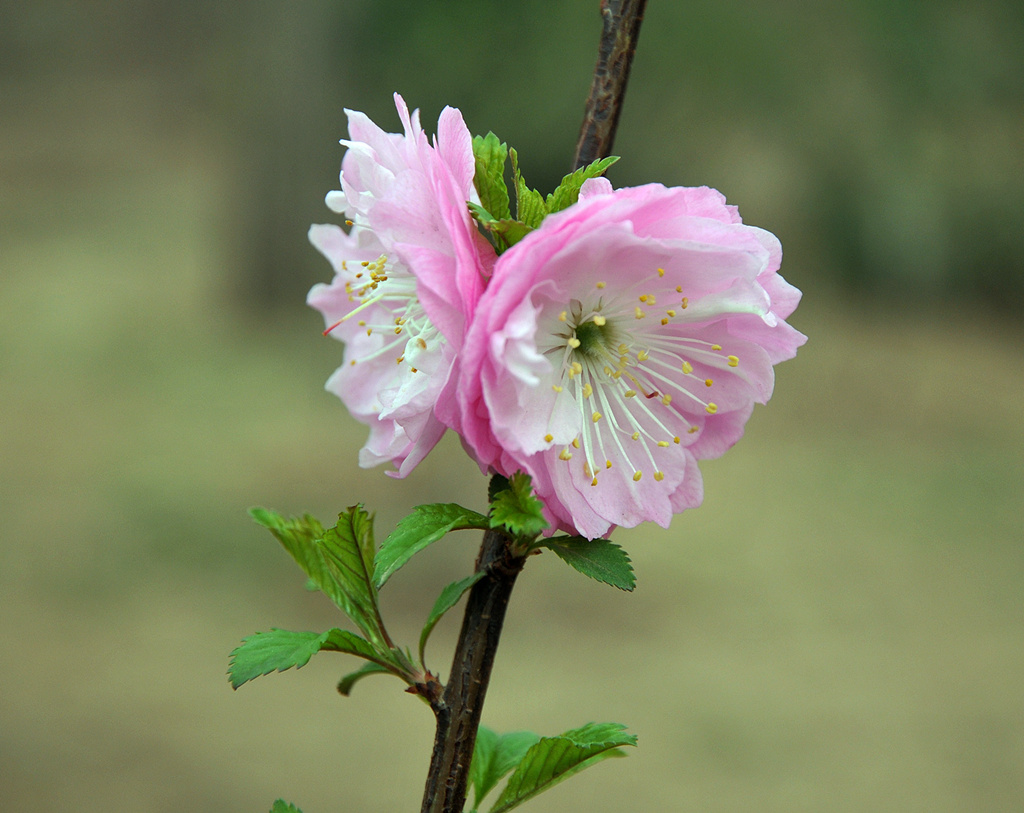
[2,1,1022,811]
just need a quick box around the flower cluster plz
[310,95,805,538]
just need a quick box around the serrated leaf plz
[374,503,489,588]
[489,723,636,813]
[250,508,351,610]
[270,801,302,813]
[336,661,394,696]
[509,148,547,229]
[317,506,385,645]
[545,156,619,213]
[538,536,635,591]
[469,726,541,811]
[472,132,511,222]
[419,572,485,664]
[228,627,383,689]
[489,472,548,539]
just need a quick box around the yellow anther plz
[633,471,643,482]
[360,260,370,267]
[396,355,404,364]
[705,378,714,387]
[596,281,606,289]
[711,344,722,351]
[582,383,593,399]
[688,425,699,434]
[657,267,665,277]
[706,403,718,414]
[637,349,650,361]
[410,367,418,373]
[568,337,581,348]
[661,318,670,326]
[544,433,554,443]
[635,307,646,319]
[572,437,581,449]
[681,361,693,374]
[618,343,629,354]
[572,362,583,375]
[606,460,612,469]
[345,220,354,226]
[657,441,670,447]
[552,384,563,392]
[675,285,683,293]
[591,477,599,487]
[358,320,366,326]
[350,359,357,366]
[624,389,637,398]
[604,365,613,375]
[394,327,402,334]
[611,370,622,379]
[592,411,602,423]
[366,328,373,336]
[559,449,573,461]
[593,314,607,326]
[654,471,665,481]
[639,294,649,303]
[558,310,568,322]
[355,272,364,279]
[661,394,672,405]
[417,338,427,349]
[727,355,739,367]
[673,436,681,444]
[666,309,676,317]
[631,431,640,441]
[681,297,689,308]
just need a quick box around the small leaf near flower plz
[472,132,511,222]
[270,800,303,813]
[510,148,547,229]
[419,572,486,665]
[537,536,635,591]
[546,155,619,213]
[374,503,490,589]
[489,472,549,540]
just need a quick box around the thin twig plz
[573,0,649,170]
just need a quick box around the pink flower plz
[453,179,806,538]
[307,94,492,477]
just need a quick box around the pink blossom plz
[453,180,806,538]
[307,94,491,476]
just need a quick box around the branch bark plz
[572,0,649,171]
[420,528,527,813]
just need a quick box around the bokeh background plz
[3,1,1023,811]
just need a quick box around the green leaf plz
[270,801,302,813]
[472,132,511,222]
[374,503,489,588]
[537,536,635,591]
[336,661,395,696]
[317,506,385,645]
[509,148,547,229]
[249,508,349,609]
[469,726,541,811]
[419,572,485,664]
[545,156,620,214]
[488,723,636,813]
[228,627,383,689]
[489,472,548,539]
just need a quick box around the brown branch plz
[572,0,649,170]
[420,528,527,813]
[419,7,649,812]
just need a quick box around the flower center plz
[324,253,438,373]
[539,270,742,488]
